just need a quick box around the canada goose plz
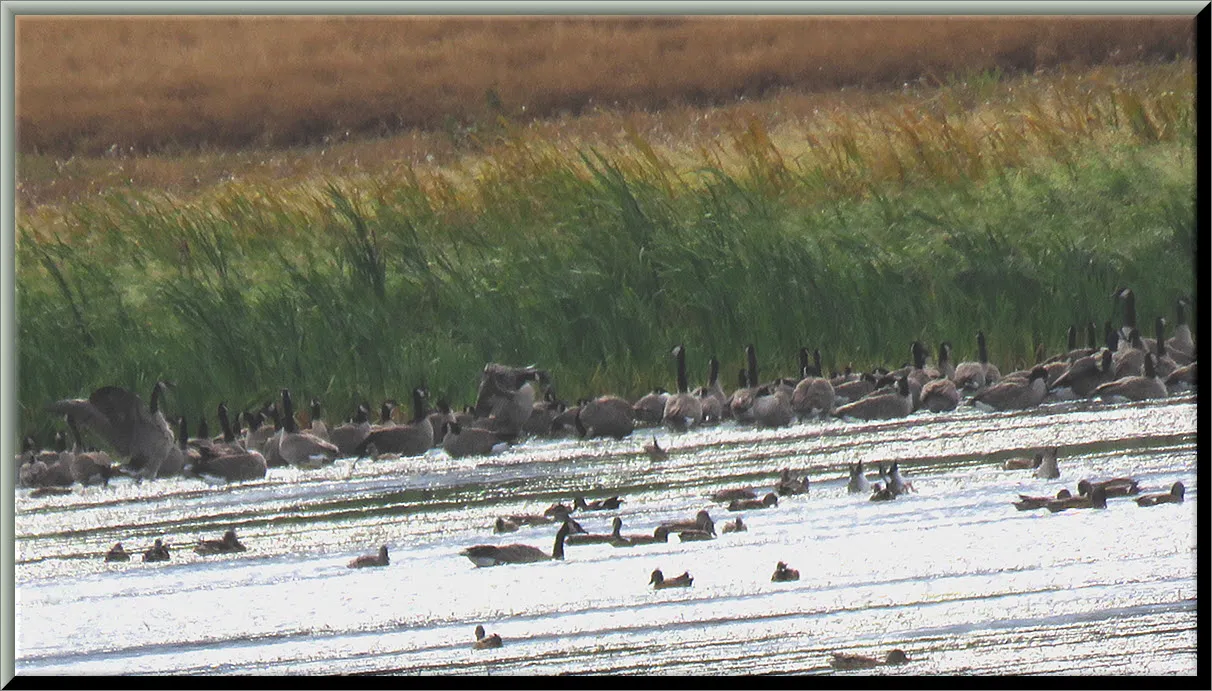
[693,356,728,423]
[720,517,747,533]
[460,519,579,567]
[1046,484,1108,512]
[63,414,116,486]
[830,649,909,671]
[971,367,1049,412]
[631,388,670,425]
[935,342,956,380]
[1051,348,1115,398]
[834,377,913,421]
[751,385,793,428]
[659,509,716,536]
[155,415,193,480]
[888,461,914,495]
[243,407,277,455]
[521,390,565,437]
[46,380,175,481]
[1166,297,1194,362]
[771,561,800,582]
[142,538,170,563]
[791,348,836,420]
[649,569,693,589]
[474,364,549,439]
[191,436,268,483]
[919,376,960,413]
[355,387,434,458]
[566,516,625,546]
[442,421,509,459]
[329,404,372,457]
[774,468,809,496]
[1014,488,1073,511]
[1136,482,1185,507]
[276,389,339,468]
[729,345,761,422]
[612,525,671,547]
[833,372,879,405]
[573,495,624,512]
[195,528,247,556]
[643,436,669,461]
[1034,447,1060,480]
[1078,477,1140,498]
[1165,360,1197,393]
[348,545,390,569]
[728,492,779,511]
[1112,329,1148,379]
[472,625,503,650]
[847,461,873,494]
[104,543,130,562]
[1148,317,1180,380]
[1094,352,1167,402]
[576,395,635,440]
[711,487,757,503]
[952,331,999,392]
[663,345,704,430]
[305,399,330,441]
[21,430,74,489]
[869,482,896,502]
[1003,451,1043,471]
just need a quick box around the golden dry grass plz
[17,15,1191,158]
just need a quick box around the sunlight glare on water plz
[13,396,1198,676]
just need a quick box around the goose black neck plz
[1154,318,1167,356]
[218,403,236,442]
[281,389,298,433]
[977,332,989,364]
[1121,288,1137,330]
[1067,326,1077,351]
[708,357,719,386]
[411,388,427,423]
[746,345,758,388]
[178,417,190,449]
[813,349,823,377]
[66,415,86,451]
[674,346,689,394]
[798,348,809,378]
[552,520,572,560]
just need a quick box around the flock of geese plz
[15,288,1196,672]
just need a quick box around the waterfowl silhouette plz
[355,387,434,458]
[442,421,509,459]
[649,569,693,589]
[729,345,761,422]
[833,377,913,421]
[472,624,503,650]
[460,519,580,567]
[195,528,247,556]
[1046,485,1108,512]
[663,345,704,430]
[720,517,747,534]
[329,403,373,457]
[473,364,549,438]
[277,389,339,468]
[774,468,809,496]
[643,436,669,461]
[729,492,778,511]
[751,385,794,428]
[677,529,716,542]
[632,388,670,425]
[1166,297,1194,362]
[920,375,960,413]
[348,545,389,569]
[869,483,896,502]
[1051,348,1115,398]
[694,356,728,423]
[791,348,836,420]
[64,414,117,486]
[1002,451,1043,471]
[771,561,800,582]
[1079,477,1140,498]
[1014,488,1072,511]
[1094,352,1167,402]
[142,538,170,562]
[576,395,635,440]
[952,331,999,392]
[660,509,716,536]
[47,381,175,481]
[833,372,879,405]
[888,461,914,496]
[566,517,625,546]
[711,487,757,503]
[613,525,671,547]
[1033,447,1060,480]
[971,366,1048,412]
[830,649,909,671]
[1136,482,1185,507]
[104,542,131,562]
[847,461,873,494]
[574,495,624,512]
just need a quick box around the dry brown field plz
[15,15,1193,212]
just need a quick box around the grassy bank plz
[15,62,1195,439]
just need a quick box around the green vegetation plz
[16,64,1195,439]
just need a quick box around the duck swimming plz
[472,624,503,650]
[771,561,800,582]
[348,545,390,569]
[649,568,693,589]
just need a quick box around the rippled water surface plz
[14,396,1199,676]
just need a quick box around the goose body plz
[952,331,999,392]
[1166,297,1194,362]
[1136,482,1185,507]
[574,495,624,512]
[576,395,635,440]
[442,421,509,459]
[693,357,728,423]
[720,517,747,533]
[631,389,670,425]
[774,468,809,496]
[1079,477,1140,498]
[328,404,373,457]
[566,516,625,546]
[833,372,879,405]
[920,376,959,413]
[1094,353,1167,402]
[461,520,578,567]
[348,545,389,569]
[474,364,548,439]
[847,461,872,494]
[771,561,800,582]
[649,569,693,589]
[834,377,912,421]
[1014,488,1072,511]
[728,345,761,422]
[277,389,339,468]
[46,381,175,481]
[195,528,246,556]
[1051,349,1115,398]
[659,509,715,536]
[728,492,778,511]
[791,348,835,419]
[971,367,1049,412]
[751,386,793,428]
[643,436,669,461]
[356,388,434,458]
[663,345,703,430]
[711,487,757,503]
[142,538,170,563]
[612,525,671,547]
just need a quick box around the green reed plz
[15,65,1195,441]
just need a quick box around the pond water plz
[13,395,1198,676]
